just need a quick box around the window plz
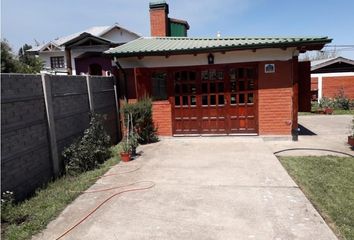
[152,72,167,100]
[50,56,65,69]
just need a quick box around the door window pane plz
[182,84,188,93]
[191,96,196,106]
[202,71,209,80]
[248,79,255,90]
[210,83,216,93]
[218,95,225,105]
[231,81,236,92]
[181,71,188,81]
[238,81,245,91]
[231,94,237,104]
[238,68,244,78]
[190,84,196,94]
[248,93,254,103]
[174,84,180,94]
[202,95,208,105]
[229,68,236,80]
[182,96,188,105]
[218,82,224,92]
[210,95,216,105]
[239,94,245,104]
[152,72,167,100]
[189,72,196,81]
[217,71,224,80]
[175,96,181,106]
[202,83,208,93]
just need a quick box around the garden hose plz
[56,166,155,240]
[273,148,353,157]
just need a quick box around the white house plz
[28,24,140,75]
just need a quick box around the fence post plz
[86,75,94,112]
[113,76,121,141]
[41,73,60,177]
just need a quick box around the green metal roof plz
[105,36,332,57]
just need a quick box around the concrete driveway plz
[33,137,337,240]
[266,115,353,156]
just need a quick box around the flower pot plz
[348,136,354,147]
[120,152,131,162]
[324,108,333,115]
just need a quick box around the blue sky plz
[1,0,354,58]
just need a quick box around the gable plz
[41,42,62,52]
[100,26,139,44]
[312,62,354,73]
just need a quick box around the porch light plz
[208,53,214,64]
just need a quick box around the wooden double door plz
[173,65,257,135]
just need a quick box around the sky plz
[1,0,354,58]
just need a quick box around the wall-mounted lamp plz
[207,53,214,65]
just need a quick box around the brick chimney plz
[149,0,169,37]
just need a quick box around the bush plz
[121,98,158,144]
[319,97,335,109]
[334,88,350,110]
[62,113,111,175]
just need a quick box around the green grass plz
[333,109,354,115]
[299,109,354,116]
[279,156,354,240]
[1,144,122,240]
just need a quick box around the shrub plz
[319,97,335,109]
[121,98,158,144]
[62,113,111,175]
[334,88,350,110]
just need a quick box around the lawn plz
[1,144,121,240]
[298,109,354,116]
[279,155,354,240]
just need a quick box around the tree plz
[300,49,338,61]
[1,39,43,73]
[1,39,21,73]
[18,44,43,73]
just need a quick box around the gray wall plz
[1,73,119,201]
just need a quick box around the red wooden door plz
[172,65,257,135]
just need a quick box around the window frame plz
[50,56,65,69]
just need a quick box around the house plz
[28,24,140,76]
[310,57,354,101]
[105,0,331,137]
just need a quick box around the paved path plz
[266,115,353,157]
[33,137,337,240]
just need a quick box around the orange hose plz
[56,181,155,240]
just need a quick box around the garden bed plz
[1,144,121,240]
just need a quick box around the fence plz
[1,73,119,201]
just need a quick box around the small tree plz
[18,44,43,73]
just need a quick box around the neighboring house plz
[310,57,354,101]
[105,0,331,137]
[28,24,140,75]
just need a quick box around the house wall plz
[75,56,113,76]
[311,72,354,100]
[39,51,67,73]
[100,27,139,44]
[70,45,111,75]
[258,59,295,135]
[152,101,173,136]
[122,57,298,136]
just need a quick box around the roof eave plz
[105,39,332,58]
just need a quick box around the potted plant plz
[120,138,131,162]
[348,117,354,147]
[319,97,334,115]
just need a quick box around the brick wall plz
[1,73,119,201]
[311,77,318,90]
[152,101,172,136]
[322,75,354,99]
[258,60,294,135]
